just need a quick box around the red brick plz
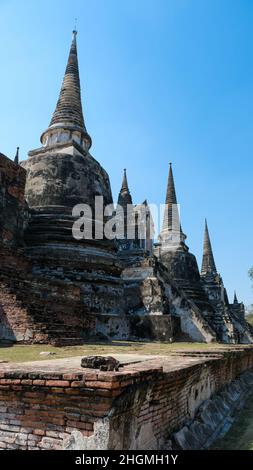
[33,380,46,386]
[84,373,98,381]
[21,380,33,385]
[45,380,69,387]
[0,379,21,385]
[85,380,121,390]
[62,373,83,381]
[70,381,86,388]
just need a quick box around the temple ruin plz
[0,31,252,346]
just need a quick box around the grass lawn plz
[0,340,229,363]
[213,393,253,450]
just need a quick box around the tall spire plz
[118,169,132,206]
[117,169,133,241]
[14,147,19,165]
[201,219,217,276]
[40,31,91,151]
[50,30,84,129]
[162,164,185,233]
[159,163,187,251]
[234,291,238,304]
[162,163,177,231]
[121,169,129,193]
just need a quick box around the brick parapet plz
[0,347,253,449]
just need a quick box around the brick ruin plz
[0,346,253,450]
[0,31,252,346]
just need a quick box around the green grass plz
[0,341,229,363]
[213,394,253,450]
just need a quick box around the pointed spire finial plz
[234,291,238,304]
[40,30,91,151]
[162,163,178,229]
[118,168,132,205]
[201,219,217,276]
[167,163,176,204]
[73,17,77,34]
[160,163,187,249]
[121,168,130,193]
[14,147,19,165]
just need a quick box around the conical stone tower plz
[200,219,225,303]
[19,32,125,343]
[201,220,217,276]
[117,169,133,209]
[22,31,113,244]
[160,163,186,248]
[158,164,202,289]
[199,220,239,343]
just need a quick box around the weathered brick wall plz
[0,154,94,345]
[108,349,253,449]
[0,243,93,344]
[0,241,179,345]
[0,153,26,246]
[0,348,253,450]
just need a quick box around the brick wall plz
[0,152,26,247]
[0,348,253,450]
[108,349,253,449]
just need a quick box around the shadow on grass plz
[213,393,253,450]
[78,340,148,347]
[0,341,14,349]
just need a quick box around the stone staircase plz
[175,280,214,312]
[0,280,85,346]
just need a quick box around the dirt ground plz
[0,340,237,363]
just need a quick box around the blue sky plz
[0,0,253,306]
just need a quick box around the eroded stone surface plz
[81,356,120,371]
[0,348,252,450]
[173,369,253,450]
[1,31,252,348]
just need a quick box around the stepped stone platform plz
[1,32,252,348]
[0,345,253,450]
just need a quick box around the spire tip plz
[73,18,78,37]
[201,219,217,275]
[14,146,19,165]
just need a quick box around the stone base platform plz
[0,346,253,450]
[90,314,181,343]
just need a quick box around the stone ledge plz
[1,346,253,381]
[1,347,253,450]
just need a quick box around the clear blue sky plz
[0,0,253,306]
